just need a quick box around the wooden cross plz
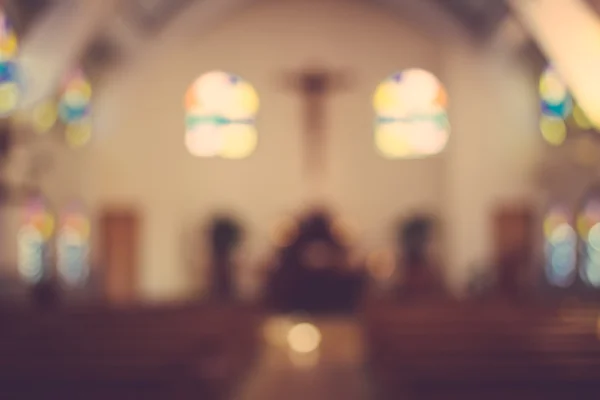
[284,66,351,182]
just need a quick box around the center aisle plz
[234,316,372,400]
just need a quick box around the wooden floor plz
[236,316,372,400]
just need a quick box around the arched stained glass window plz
[539,65,598,147]
[577,192,600,287]
[57,202,90,287]
[373,69,449,159]
[18,198,54,284]
[184,71,259,159]
[543,205,577,287]
[0,8,20,116]
[59,69,93,148]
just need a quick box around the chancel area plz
[3,0,600,398]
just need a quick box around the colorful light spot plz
[544,206,576,288]
[59,69,93,148]
[373,69,449,158]
[57,202,90,286]
[0,9,20,116]
[18,198,53,283]
[540,116,567,146]
[32,100,58,134]
[185,71,259,159]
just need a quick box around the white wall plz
[441,23,541,292]
[1,0,543,301]
[79,0,445,300]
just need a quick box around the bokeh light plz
[544,206,577,287]
[0,8,20,117]
[57,202,90,287]
[59,69,93,148]
[287,323,322,353]
[373,69,449,159]
[185,71,259,158]
[540,66,572,119]
[540,116,566,146]
[18,198,54,283]
[578,198,600,287]
[32,100,58,134]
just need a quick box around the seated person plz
[264,209,367,314]
[397,215,446,298]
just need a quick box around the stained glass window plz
[57,202,90,287]
[185,71,259,159]
[0,8,20,116]
[59,69,93,148]
[373,69,449,159]
[577,195,600,287]
[539,65,598,146]
[543,205,577,287]
[18,198,54,284]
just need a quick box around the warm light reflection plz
[287,323,322,353]
[185,71,259,159]
[373,69,449,158]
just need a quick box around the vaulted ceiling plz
[431,0,509,37]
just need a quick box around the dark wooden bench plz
[0,303,263,400]
[363,300,600,399]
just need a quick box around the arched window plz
[577,191,600,287]
[58,69,93,148]
[543,205,577,287]
[18,198,54,284]
[57,202,90,287]
[0,8,20,116]
[373,69,449,159]
[184,70,259,159]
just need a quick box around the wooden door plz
[493,205,534,293]
[100,210,139,305]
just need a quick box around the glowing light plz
[540,66,572,119]
[287,323,322,354]
[32,100,58,134]
[540,116,566,146]
[373,69,449,158]
[220,125,258,159]
[18,198,53,283]
[0,10,20,116]
[544,206,576,287]
[578,197,600,288]
[57,202,90,286]
[65,119,93,148]
[185,71,259,159]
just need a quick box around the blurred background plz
[1,0,600,398]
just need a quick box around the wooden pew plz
[363,300,600,399]
[0,303,263,399]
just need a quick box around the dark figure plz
[398,215,444,297]
[265,210,366,314]
[208,216,242,302]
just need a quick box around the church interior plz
[2,0,600,398]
